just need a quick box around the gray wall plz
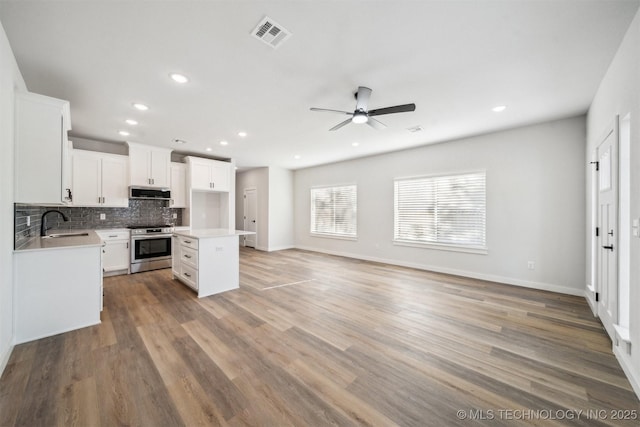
[294,116,586,295]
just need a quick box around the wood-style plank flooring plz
[1,248,638,426]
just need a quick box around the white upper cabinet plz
[127,142,171,188]
[170,162,187,208]
[14,92,72,205]
[72,150,128,207]
[185,156,231,192]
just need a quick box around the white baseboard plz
[294,245,584,296]
[613,346,640,400]
[0,343,13,377]
[266,245,295,252]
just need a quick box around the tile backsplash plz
[14,200,182,249]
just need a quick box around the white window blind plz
[394,172,486,248]
[310,185,357,238]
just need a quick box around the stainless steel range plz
[129,225,174,273]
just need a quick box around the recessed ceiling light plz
[352,142,360,147]
[492,105,507,112]
[118,130,130,136]
[133,103,149,111]
[170,73,189,84]
[125,119,138,125]
[294,155,301,160]
[205,147,212,152]
[237,131,247,137]
[220,140,229,146]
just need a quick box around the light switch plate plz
[99,213,106,220]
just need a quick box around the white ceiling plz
[1,1,638,170]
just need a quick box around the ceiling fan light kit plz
[310,86,416,131]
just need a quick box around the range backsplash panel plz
[14,200,182,248]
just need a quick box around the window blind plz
[394,172,486,248]
[310,185,357,238]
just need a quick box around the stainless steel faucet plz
[40,210,69,236]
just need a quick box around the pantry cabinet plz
[72,150,129,207]
[127,142,171,188]
[14,91,72,205]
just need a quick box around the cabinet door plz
[14,93,70,204]
[149,149,170,187]
[103,240,130,272]
[101,156,129,207]
[71,151,102,206]
[128,144,151,186]
[170,163,187,207]
[171,236,181,277]
[210,162,230,192]
[190,161,212,191]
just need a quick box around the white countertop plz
[173,228,255,239]
[15,230,102,252]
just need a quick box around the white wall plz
[268,167,294,251]
[587,8,640,397]
[236,168,269,250]
[294,116,586,295]
[0,21,26,374]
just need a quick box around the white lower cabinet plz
[97,230,130,276]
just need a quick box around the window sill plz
[393,240,488,255]
[310,233,357,241]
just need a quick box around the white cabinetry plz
[170,162,187,208]
[14,244,102,344]
[127,142,171,188]
[72,150,129,207]
[97,230,130,276]
[14,92,72,205]
[186,156,231,192]
[172,231,242,297]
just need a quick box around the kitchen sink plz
[43,232,90,238]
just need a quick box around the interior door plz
[243,188,257,248]
[596,124,618,340]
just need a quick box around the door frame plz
[243,187,257,248]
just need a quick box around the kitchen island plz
[172,228,254,298]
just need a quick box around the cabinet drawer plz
[180,263,198,291]
[181,246,198,269]
[179,236,198,250]
[97,231,130,241]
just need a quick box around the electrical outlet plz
[99,213,106,220]
[172,213,177,219]
[527,261,535,270]
[26,216,30,226]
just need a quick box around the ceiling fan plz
[310,86,416,131]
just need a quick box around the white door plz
[596,124,618,339]
[243,188,257,248]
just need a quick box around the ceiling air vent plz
[251,16,291,49]
[407,125,424,133]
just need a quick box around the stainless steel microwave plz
[129,186,171,200]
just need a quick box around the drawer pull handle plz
[184,255,192,259]
[108,235,118,238]
[184,240,192,244]
[184,272,191,278]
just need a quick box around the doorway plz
[243,188,257,248]
[595,119,619,340]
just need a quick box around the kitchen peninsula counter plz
[171,228,255,298]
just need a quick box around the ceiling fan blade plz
[366,117,387,130]
[355,86,372,111]
[310,107,352,115]
[368,103,416,116]
[329,118,353,131]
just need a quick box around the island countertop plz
[172,228,255,239]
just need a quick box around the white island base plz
[172,229,253,298]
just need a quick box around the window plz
[394,172,486,250]
[310,185,357,238]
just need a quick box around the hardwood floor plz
[1,248,638,426]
